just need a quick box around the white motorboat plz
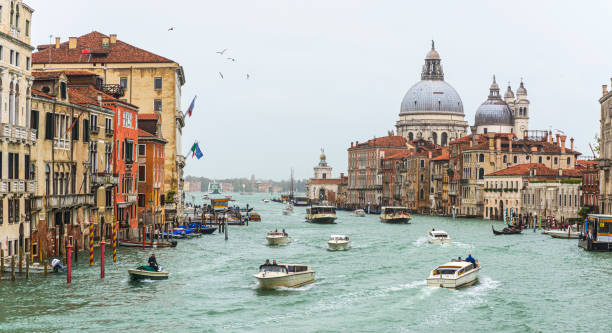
[283,204,294,215]
[548,229,581,239]
[306,206,337,224]
[266,231,291,245]
[427,259,480,288]
[352,209,366,217]
[328,235,350,251]
[427,229,451,244]
[253,263,315,288]
[380,207,411,224]
[263,199,270,203]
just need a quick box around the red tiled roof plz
[32,71,66,79]
[33,31,174,64]
[385,151,409,159]
[486,163,581,177]
[430,152,449,161]
[138,113,159,120]
[68,85,115,110]
[31,88,56,100]
[353,135,407,148]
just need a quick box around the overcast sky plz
[30,0,612,180]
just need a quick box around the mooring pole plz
[142,225,146,249]
[11,255,15,281]
[224,217,228,241]
[100,238,105,279]
[19,247,23,275]
[66,241,72,284]
[89,222,94,266]
[112,221,117,263]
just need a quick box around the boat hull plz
[380,217,411,224]
[118,240,178,248]
[307,216,337,224]
[254,271,315,288]
[548,230,580,239]
[427,268,480,288]
[128,269,169,280]
[427,237,452,244]
[328,241,350,251]
[266,236,291,246]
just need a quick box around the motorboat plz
[380,207,411,224]
[266,231,291,246]
[253,263,315,288]
[128,266,169,280]
[262,199,270,203]
[352,209,366,217]
[427,259,480,288]
[118,240,178,248]
[548,229,581,239]
[249,212,262,221]
[427,229,451,244]
[328,235,350,251]
[293,196,309,206]
[492,225,522,235]
[283,204,294,215]
[306,206,337,224]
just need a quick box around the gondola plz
[492,225,522,235]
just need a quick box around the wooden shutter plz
[83,119,89,142]
[45,112,54,140]
[72,117,79,140]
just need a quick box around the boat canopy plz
[307,206,336,214]
[329,235,348,240]
[430,230,449,237]
[382,207,410,214]
[259,264,287,273]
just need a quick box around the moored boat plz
[253,263,315,288]
[306,205,337,224]
[118,240,178,248]
[380,207,411,224]
[266,231,291,246]
[548,229,581,239]
[427,229,451,244]
[426,259,480,288]
[128,266,169,280]
[328,235,350,251]
[352,209,366,217]
[492,225,522,235]
[249,212,262,221]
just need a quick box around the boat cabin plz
[307,206,336,215]
[432,261,474,276]
[381,207,410,215]
[267,231,287,237]
[580,214,612,251]
[429,230,449,238]
[258,264,309,274]
[329,235,349,241]
[294,196,309,206]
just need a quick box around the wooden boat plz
[328,235,350,251]
[249,212,262,221]
[492,225,522,235]
[118,240,178,248]
[199,226,216,234]
[306,205,337,224]
[427,229,451,244]
[548,229,580,239]
[266,231,291,246]
[128,266,169,280]
[253,263,315,288]
[380,207,411,224]
[427,259,480,288]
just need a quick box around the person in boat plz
[465,253,476,269]
[282,228,287,236]
[272,259,277,266]
[148,254,159,271]
[457,256,462,261]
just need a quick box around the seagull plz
[226,57,236,62]
[219,72,224,79]
[216,48,227,55]
[246,74,250,79]
[168,27,175,31]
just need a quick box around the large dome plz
[400,80,464,115]
[474,76,514,126]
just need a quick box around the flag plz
[186,95,197,117]
[67,112,84,132]
[190,142,204,159]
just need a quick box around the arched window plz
[10,1,14,26]
[479,154,484,162]
[479,168,484,180]
[419,188,424,200]
[432,132,437,145]
[441,132,448,146]
[45,165,50,195]
[408,132,414,141]
[567,157,571,166]
[503,155,507,163]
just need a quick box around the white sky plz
[29,0,612,180]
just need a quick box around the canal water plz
[1,193,611,332]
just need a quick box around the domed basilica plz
[395,42,468,146]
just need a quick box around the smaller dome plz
[474,76,514,127]
[517,80,527,95]
[426,48,440,60]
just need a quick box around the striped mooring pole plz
[112,221,117,263]
[89,222,94,266]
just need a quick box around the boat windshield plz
[383,207,410,215]
[435,234,448,238]
[329,236,348,241]
[309,207,336,214]
[436,268,458,275]
[259,264,287,273]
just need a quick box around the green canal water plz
[1,193,611,332]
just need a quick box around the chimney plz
[570,137,574,151]
[68,37,77,49]
[110,34,117,44]
[556,133,561,147]
[350,142,353,148]
[340,173,344,178]
[102,37,109,47]
[496,137,501,151]
[55,37,60,49]
[508,136,513,152]
[549,131,553,144]
[560,135,567,153]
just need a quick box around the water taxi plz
[380,207,411,224]
[427,259,480,288]
[253,263,315,288]
[283,204,294,215]
[328,235,350,251]
[248,212,262,221]
[352,209,366,217]
[128,266,169,281]
[266,231,291,246]
[306,206,337,224]
[427,229,451,244]
[579,214,612,251]
[294,196,309,206]
[548,229,580,239]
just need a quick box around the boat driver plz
[148,254,159,271]
[465,253,476,269]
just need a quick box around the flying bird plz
[227,57,236,62]
[216,48,227,55]
[219,72,224,79]
[168,27,175,31]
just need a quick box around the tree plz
[593,133,601,156]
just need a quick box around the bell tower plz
[514,79,530,139]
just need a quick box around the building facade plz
[395,42,468,146]
[599,82,612,214]
[306,150,346,204]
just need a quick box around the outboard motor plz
[51,258,66,273]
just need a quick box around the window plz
[139,165,146,182]
[138,144,146,156]
[122,111,132,128]
[125,140,134,162]
[567,157,571,165]
[138,194,146,207]
[105,188,112,207]
[60,82,67,100]
[25,56,29,70]
[25,19,29,36]
[154,99,162,112]
[154,77,162,90]
[105,117,112,134]
[513,156,517,164]
[9,49,13,64]
[554,157,558,164]
[119,77,128,89]
[538,156,542,163]
[15,51,18,66]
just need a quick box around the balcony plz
[0,179,8,193]
[90,126,100,135]
[0,123,37,145]
[34,197,44,211]
[126,193,138,203]
[96,83,125,98]
[53,138,70,150]
[26,180,36,193]
[433,174,443,180]
[47,194,96,209]
[9,179,25,193]
[105,129,114,137]
[92,173,119,186]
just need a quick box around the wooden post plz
[74,238,78,263]
[113,221,117,262]
[142,225,146,249]
[224,217,228,241]
[11,255,15,281]
[66,241,72,284]
[1,248,4,275]
[43,249,47,275]
[26,252,29,279]
[19,247,23,275]
[100,238,105,279]
[89,222,94,266]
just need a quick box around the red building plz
[577,159,599,213]
[137,113,166,228]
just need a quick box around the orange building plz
[137,114,166,228]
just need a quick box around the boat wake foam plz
[451,241,474,249]
[412,237,428,246]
